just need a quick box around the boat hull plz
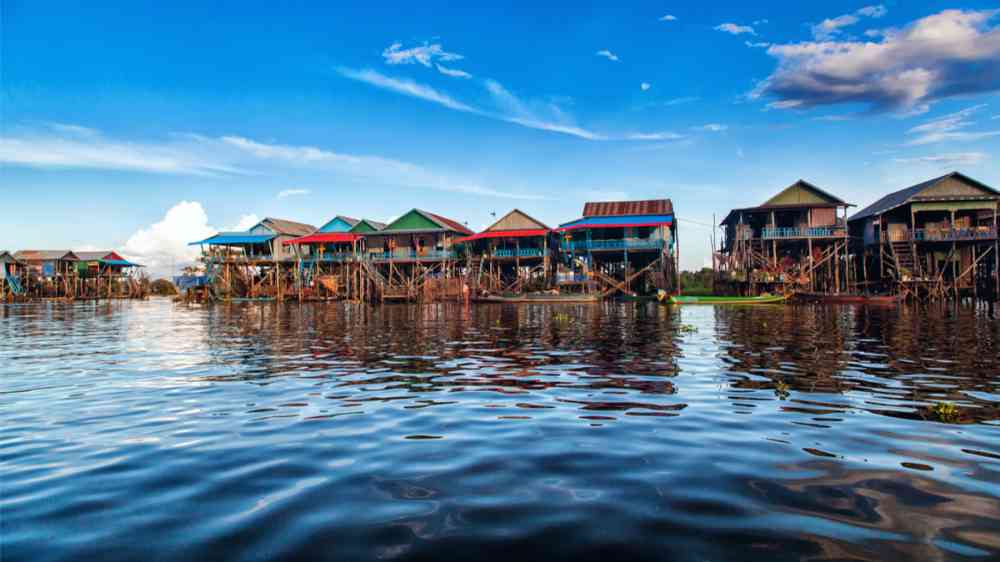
[669,295,787,305]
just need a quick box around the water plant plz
[775,380,790,400]
[933,401,958,423]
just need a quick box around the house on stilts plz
[716,180,853,296]
[283,216,386,301]
[848,172,999,302]
[189,217,316,301]
[359,209,473,301]
[456,209,553,298]
[13,250,80,299]
[73,251,147,299]
[556,199,678,298]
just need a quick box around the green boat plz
[668,294,787,305]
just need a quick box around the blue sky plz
[3,1,1000,274]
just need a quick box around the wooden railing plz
[882,227,997,242]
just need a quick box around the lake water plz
[2,298,999,561]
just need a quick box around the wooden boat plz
[795,292,901,305]
[473,293,599,304]
[668,294,787,305]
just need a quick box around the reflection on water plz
[1,299,998,561]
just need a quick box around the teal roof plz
[189,233,275,246]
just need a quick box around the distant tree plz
[149,279,178,296]
[679,268,715,295]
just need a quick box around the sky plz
[3,1,1000,276]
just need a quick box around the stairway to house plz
[5,273,24,295]
[891,241,915,274]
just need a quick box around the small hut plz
[557,199,678,297]
[456,209,552,296]
[848,172,999,301]
[73,251,144,299]
[716,180,852,296]
[283,215,364,300]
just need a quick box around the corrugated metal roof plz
[761,180,850,208]
[423,210,475,235]
[14,250,79,261]
[260,217,317,237]
[456,229,550,243]
[0,251,22,263]
[189,234,276,246]
[362,219,387,230]
[558,214,673,230]
[483,209,551,232]
[849,172,1000,223]
[283,233,360,245]
[74,251,114,262]
[583,199,673,217]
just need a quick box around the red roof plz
[456,229,549,243]
[583,199,673,217]
[426,211,474,236]
[283,232,360,245]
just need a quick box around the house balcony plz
[561,238,666,252]
[760,227,846,239]
[492,248,544,258]
[304,253,357,263]
[368,249,457,262]
[883,227,997,242]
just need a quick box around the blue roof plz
[189,233,275,246]
[101,259,142,267]
[558,214,674,229]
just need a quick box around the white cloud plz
[0,128,245,176]
[47,123,99,137]
[122,201,215,277]
[812,5,887,40]
[905,104,1000,145]
[753,19,769,25]
[277,188,311,199]
[659,15,677,22]
[625,132,684,141]
[228,214,261,231]
[221,135,546,199]
[757,9,1000,113]
[715,23,756,35]
[745,41,771,48]
[336,67,478,113]
[857,5,888,18]
[640,82,651,91]
[436,64,471,78]
[696,123,728,132]
[663,96,699,106]
[596,49,620,61]
[893,152,987,165]
[382,42,463,67]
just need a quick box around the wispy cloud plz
[336,67,477,113]
[715,23,755,35]
[435,64,471,79]
[893,152,987,166]
[905,105,1000,145]
[659,15,677,22]
[745,41,770,48]
[663,96,699,106]
[695,123,728,132]
[1,124,545,200]
[625,132,684,141]
[277,188,311,199]
[756,9,1000,113]
[596,49,619,61]
[812,5,887,40]
[640,82,651,91]
[0,128,245,176]
[382,41,463,67]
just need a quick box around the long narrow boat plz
[668,294,787,305]
[794,292,901,305]
[473,294,599,304]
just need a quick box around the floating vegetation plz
[933,401,958,423]
[775,380,790,400]
[677,324,697,334]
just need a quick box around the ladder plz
[5,273,24,295]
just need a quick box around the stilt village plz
[3,171,999,306]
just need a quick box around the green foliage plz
[679,268,715,295]
[150,279,178,296]
[933,401,958,423]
